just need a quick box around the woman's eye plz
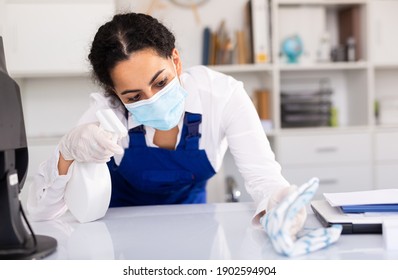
[128,93,141,103]
[156,78,167,88]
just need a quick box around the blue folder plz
[341,204,398,213]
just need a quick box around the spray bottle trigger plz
[95,109,128,140]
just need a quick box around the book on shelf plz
[209,31,217,65]
[202,27,211,65]
[201,21,234,65]
[252,89,273,131]
[249,0,271,64]
[215,20,234,65]
[254,89,271,120]
[244,1,254,64]
[236,30,248,64]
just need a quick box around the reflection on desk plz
[30,202,398,260]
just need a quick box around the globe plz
[282,35,303,63]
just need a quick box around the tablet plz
[310,200,384,234]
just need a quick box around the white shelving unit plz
[210,63,274,73]
[209,0,398,198]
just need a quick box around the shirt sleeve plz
[27,147,70,221]
[220,82,290,228]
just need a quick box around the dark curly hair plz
[88,13,176,105]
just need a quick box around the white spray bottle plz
[64,109,127,223]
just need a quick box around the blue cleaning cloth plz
[261,178,343,257]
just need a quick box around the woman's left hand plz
[266,184,308,239]
[261,178,342,257]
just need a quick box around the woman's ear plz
[171,48,182,75]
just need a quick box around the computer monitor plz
[0,36,57,259]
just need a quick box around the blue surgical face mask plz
[124,76,187,131]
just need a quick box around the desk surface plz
[31,202,398,260]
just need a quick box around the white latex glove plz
[59,123,124,163]
[261,178,342,257]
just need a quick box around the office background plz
[0,0,397,208]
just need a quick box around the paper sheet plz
[323,189,398,207]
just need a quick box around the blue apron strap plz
[180,112,202,150]
[128,125,146,148]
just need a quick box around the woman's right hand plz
[58,123,124,164]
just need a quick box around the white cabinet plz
[370,0,398,65]
[375,164,398,189]
[375,130,398,161]
[282,164,373,198]
[277,132,372,165]
[276,131,373,197]
[3,0,115,76]
[374,130,398,189]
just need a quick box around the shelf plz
[278,62,368,71]
[208,64,273,74]
[373,63,398,70]
[276,0,368,6]
[208,62,368,73]
[10,70,90,79]
[277,125,372,136]
[374,124,398,132]
[208,61,370,74]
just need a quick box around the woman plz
[27,13,305,235]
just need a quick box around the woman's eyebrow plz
[148,69,166,86]
[119,68,166,95]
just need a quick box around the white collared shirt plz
[27,65,290,225]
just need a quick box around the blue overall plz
[107,112,216,206]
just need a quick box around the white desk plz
[31,202,398,260]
